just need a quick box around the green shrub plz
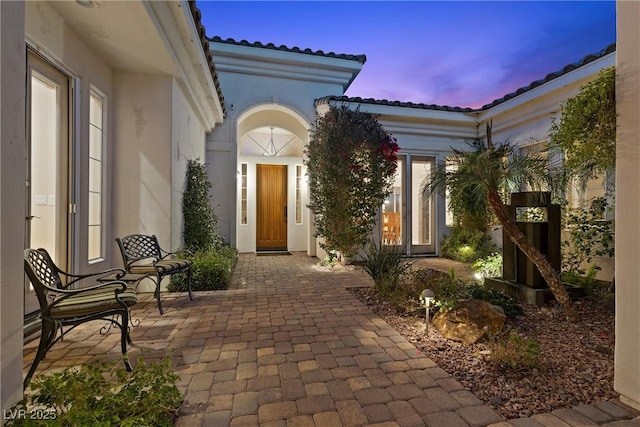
[409,268,467,312]
[183,159,222,252]
[486,330,540,374]
[440,226,496,263]
[305,105,399,259]
[361,240,414,295]
[472,252,503,280]
[463,284,523,318]
[409,268,522,317]
[169,246,238,292]
[561,264,604,296]
[8,356,181,427]
[562,196,614,276]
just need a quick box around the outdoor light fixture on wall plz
[248,127,296,157]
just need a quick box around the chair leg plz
[24,320,56,389]
[155,273,164,315]
[187,268,193,301]
[120,310,132,372]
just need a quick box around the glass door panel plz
[410,157,435,254]
[382,157,404,246]
[26,51,70,316]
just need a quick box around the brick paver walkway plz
[23,252,640,426]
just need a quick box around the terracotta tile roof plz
[314,96,475,113]
[316,43,616,113]
[209,36,367,64]
[188,1,226,115]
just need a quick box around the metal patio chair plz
[23,248,137,389]
[116,234,192,315]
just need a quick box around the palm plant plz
[426,122,576,320]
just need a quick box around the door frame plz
[25,48,76,317]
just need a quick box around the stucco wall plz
[207,141,236,246]
[1,0,26,412]
[614,0,640,411]
[112,73,172,251]
[171,80,207,250]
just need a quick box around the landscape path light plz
[421,289,435,337]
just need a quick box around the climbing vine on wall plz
[549,66,616,185]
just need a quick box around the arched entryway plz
[235,104,311,254]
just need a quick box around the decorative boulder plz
[432,299,506,345]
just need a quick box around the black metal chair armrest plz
[47,280,130,309]
[63,267,128,288]
[158,246,190,260]
[47,280,128,296]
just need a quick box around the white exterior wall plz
[1,0,27,412]
[113,75,209,292]
[615,0,640,411]
[171,80,207,250]
[112,73,172,249]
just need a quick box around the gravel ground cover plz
[350,283,616,420]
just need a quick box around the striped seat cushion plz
[129,259,191,275]
[50,285,137,318]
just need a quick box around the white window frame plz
[295,164,303,225]
[88,87,106,263]
[240,163,248,225]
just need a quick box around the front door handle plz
[284,206,287,223]
[26,215,41,220]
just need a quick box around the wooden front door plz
[257,164,287,250]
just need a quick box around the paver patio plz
[23,252,640,426]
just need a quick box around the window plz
[295,165,303,224]
[88,89,105,262]
[567,176,607,210]
[240,163,248,224]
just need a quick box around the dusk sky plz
[198,1,616,109]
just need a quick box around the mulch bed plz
[349,280,617,420]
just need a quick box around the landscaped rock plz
[431,299,506,345]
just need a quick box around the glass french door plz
[409,156,436,254]
[25,51,71,316]
[381,155,436,255]
[382,157,404,247]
